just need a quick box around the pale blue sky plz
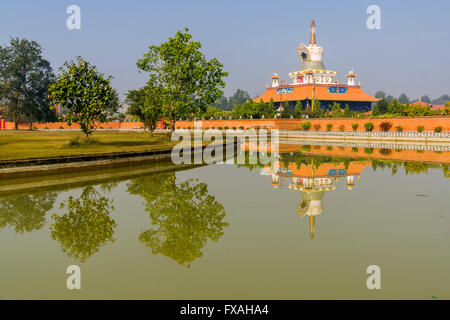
[1,0,449,100]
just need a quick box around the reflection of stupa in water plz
[262,157,371,239]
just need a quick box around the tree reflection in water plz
[0,193,57,233]
[127,173,228,268]
[50,186,116,262]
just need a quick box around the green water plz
[0,147,449,299]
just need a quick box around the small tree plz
[137,28,228,131]
[126,83,163,132]
[48,57,115,139]
[352,123,359,131]
[294,100,303,118]
[379,121,393,132]
[301,122,312,131]
[364,122,374,131]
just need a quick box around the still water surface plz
[0,144,449,299]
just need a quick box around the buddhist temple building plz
[255,19,378,111]
[261,156,371,239]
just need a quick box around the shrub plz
[44,126,49,130]
[205,127,210,130]
[364,122,374,131]
[339,124,345,131]
[224,126,229,130]
[218,126,223,130]
[379,121,393,132]
[59,126,64,130]
[99,126,104,129]
[434,126,443,133]
[417,126,424,132]
[326,123,333,131]
[364,147,374,154]
[301,145,311,151]
[232,126,236,130]
[395,126,403,132]
[326,146,333,151]
[239,126,244,130]
[352,123,359,131]
[313,124,321,131]
[301,122,312,131]
[32,126,38,130]
[351,147,358,152]
[379,148,392,155]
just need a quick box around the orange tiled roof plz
[254,84,378,103]
[411,101,445,110]
[269,160,371,178]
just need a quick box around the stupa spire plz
[309,19,316,45]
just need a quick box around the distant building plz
[255,19,378,112]
[410,98,445,111]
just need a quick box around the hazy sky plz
[1,0,449,101]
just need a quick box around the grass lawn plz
[0,131,180,161]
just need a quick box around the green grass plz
[0,131,179,161]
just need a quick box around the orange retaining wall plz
[1,117,449,132]
[175,116,449,132]
[2,121,145,130]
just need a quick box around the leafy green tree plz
[50,186,116,262]
[398,93,409,104]
[210,95,229,110]
[0,192,57,233]
[374,90,386,99]
[404,103,430,116]
[419,95,431,103]
[268,98,275,117]
[294,100,303,118]
[104,88,121,129]
[331,102,342,118]
[228,89,251,107]
[387,99,405,115]
[126,84,163,131]
[343,104,351,117]
[281,101,293,118]
[137,28,228,131]
[372,104,380,116]
[0,38,55,129]
[431,94,450,105]
[374,98,389,114]
[48,57,116,139]
[127,173,228,268]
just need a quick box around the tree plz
[48,57,116,139]
[374,90,386,99]
[0,38,55,129]
[127,173,228,268]
[211,95,229,110]
[104,88,121,129]
[419,95,431,103]
[387,99,405,115]
[398,93,409,104]
[281,101,293,118]
[50,186,116,262]
[228,89,251,107]
[294,100,303,118]
[431,94,450,105]
[374,98,389,114]
[126,84,163,131]
[137,28,228,131]
[0,192,57,233]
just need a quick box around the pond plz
[0,143,449,299]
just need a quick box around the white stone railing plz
[278,130,450,139]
